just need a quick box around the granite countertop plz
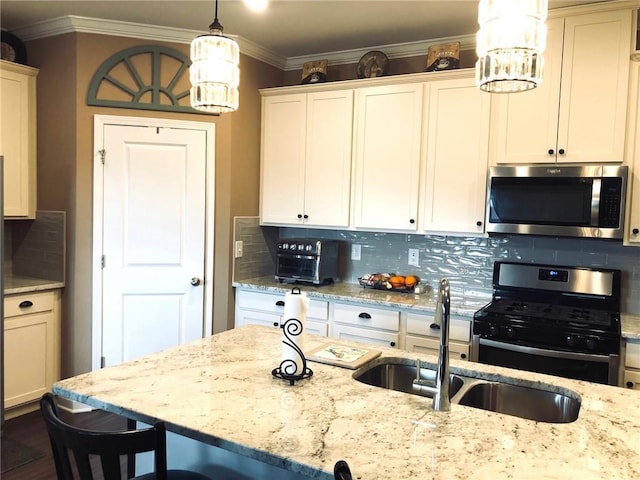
[53,326,640,480]
[4,274,65,294]
[234,276,640,340]
[233,276,489,317]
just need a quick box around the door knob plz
[190,277,201,286]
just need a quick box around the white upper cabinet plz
[260,90,353,228]
[491,10,633,164]
[625,60,640,247]
[353,83,423,231]
[0,60,38,218]
[420,77,490,235]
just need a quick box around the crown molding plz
[9,0,640,72]
[11,14,477,72]
[11,15,288,70]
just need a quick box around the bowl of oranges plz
[359,273,421,292]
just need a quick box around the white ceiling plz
[0,0,618,59]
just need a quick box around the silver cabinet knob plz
[190,277,201,286]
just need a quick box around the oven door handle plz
[479,338,612,363]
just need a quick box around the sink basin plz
[354,358,464,398]
[353,357,581,423]
[456,381,580,423]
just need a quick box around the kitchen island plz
[53,325,640,479]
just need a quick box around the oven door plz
[471,336,620,385]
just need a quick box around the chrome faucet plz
[412,278,451,411]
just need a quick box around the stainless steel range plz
[471,261,622,385]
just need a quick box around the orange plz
[405,275,420,288]
[389,276,406,288]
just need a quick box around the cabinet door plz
[303,90,354,228]
[490,17,564,165]
[626,61,640,246]
[353,83,423,230]
[260,94,307,225]
[557,9,632,163]
[4,290,59,409]
[421,78,490,234]
[0,60,37,218]
[558,10,632,163]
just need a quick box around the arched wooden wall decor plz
[87,45,198,113]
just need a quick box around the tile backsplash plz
[233,217,640,314]
[4,211,66,282]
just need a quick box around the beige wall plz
[27,32,283,377]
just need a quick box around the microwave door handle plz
[591,178,601,226]
[479,338,611,363]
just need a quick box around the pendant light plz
[190,0,240,113]
[475,0,548,93]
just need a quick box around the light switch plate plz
[234,240,243,258]
[408,248,419,267]
[351,244,362,261]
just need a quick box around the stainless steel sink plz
[456,381,580,423]
[354,358,464,399]
[353,357,581,423]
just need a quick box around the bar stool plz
[40,393,213,480]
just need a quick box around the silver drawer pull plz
[19,300,34,308]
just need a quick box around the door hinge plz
[98,149,106,165]
[101,255,106,269]
[100,356,106,368]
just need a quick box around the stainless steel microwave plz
[486,165,628,239]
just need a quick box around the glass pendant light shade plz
[190,2,240,114]
[475,0,548,93]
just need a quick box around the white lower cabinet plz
[234,289,329,337]
[235,288,476,355]
[624,339,640,390]
[331,302,400,348]
[4,289,61,418]
[405,312,471,361]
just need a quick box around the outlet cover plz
[351,244,362,261]
[234,240,243,258]
[408,248,419,267]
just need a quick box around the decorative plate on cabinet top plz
[357,50,389,79]
[1,30,27,64]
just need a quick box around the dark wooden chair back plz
[40,392,168,480]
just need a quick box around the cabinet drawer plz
[406,312,470,343]
[623,369,640,390]
[5,291,55,318]
[333,303,400,331]
[236,290,328,320]
[625,340,640,370]
[235,309,281,329]
[331,323,399,348]
[405,335,470,361]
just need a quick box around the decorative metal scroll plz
[87,45,198,113]
[272,316,313,385]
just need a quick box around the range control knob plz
[566,335,577,347]
[505,327,516,339]
[586,338,598,351]
[489,324,499,337]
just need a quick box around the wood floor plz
[1,405,128,480]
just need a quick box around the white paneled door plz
[93,117,214,368]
